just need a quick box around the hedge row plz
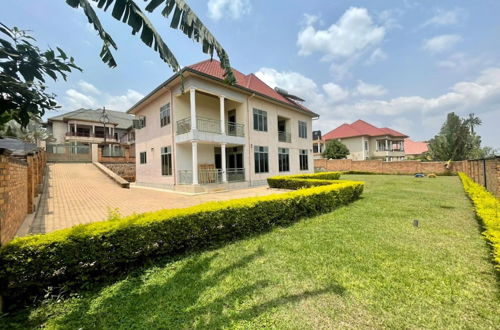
[0,172,363,308]
[267,172,342,189]
[458,172,500,269]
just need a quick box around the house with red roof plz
[127,60,318,192]
[404,139,429,159]
[314,120,408,161]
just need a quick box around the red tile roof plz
[404,139,428,155]
[188,60,315,115]
[323,119,408,140]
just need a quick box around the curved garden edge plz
[458,172,500,270]
[0,172,363,310]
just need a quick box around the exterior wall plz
[50,121,68,144]
[248,96,314,183]
[133,75,315,188]
[338,137,364,160]
[103,163,136,182]
[0,149,46,245]
[134,88,175,187]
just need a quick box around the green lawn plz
[3,175,499,329]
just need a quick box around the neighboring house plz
[319,120,408,161]
[48,108,135,144]
[47,108,135,159]
[127,59,317,192]
[404,139,428,159]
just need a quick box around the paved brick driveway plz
[30,163,282,234]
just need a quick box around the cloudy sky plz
[4,0,500,147]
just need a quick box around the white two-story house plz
[127,60,318,192]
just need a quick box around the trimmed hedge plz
[267,172,342,189]
[0,173,363,308]
[458,173,500,269]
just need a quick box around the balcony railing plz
[176,116,245,137]
[226,122,245,137]
[278,131,291,143]
[178,168,245,185]
[66,132,115,139]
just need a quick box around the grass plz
[2,175,499,329]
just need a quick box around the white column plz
[219,95,225,134]
[385,139,389,151]
[221,143,227,183]
[92,125,95,137]
[192,141,198,185]
[361,137,365,160]
[190,88,197,130]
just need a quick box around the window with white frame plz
[254,146,269,173]
[298,121,307,139]
[160,103,170,127]
[278,148,290,172]
[161,146,172,175]
[253,109,268,132]
[299,149,308,170]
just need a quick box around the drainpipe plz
[247,93,256,186]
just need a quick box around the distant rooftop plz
[0,138,38,156]
[48,108,135,129]
[323,119,408,140]
[404,139,429,155]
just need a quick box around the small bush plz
[0,173,363,308]
[267,172,342,189]
[458,173,500,270]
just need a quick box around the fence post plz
[483,159,487,189]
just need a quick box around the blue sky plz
[3,0,500,147]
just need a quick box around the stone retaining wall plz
[103,163,136,182]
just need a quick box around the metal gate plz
[46,143,92,162]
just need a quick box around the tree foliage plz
[322,140,350,159]
[0,24,81,128]
[427,112,483,161]
[66,0,235,84]
[0,119,50,143]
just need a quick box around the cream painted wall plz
[50,121,67,143]
[133,74,315,187]
[134,88,175,185]
[338,137,364,160]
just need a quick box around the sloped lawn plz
[2,175,499,329]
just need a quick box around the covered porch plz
[175,141,247,185]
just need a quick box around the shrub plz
[267,172,342,189]
[0,174,363,308]
[458,173,500,270]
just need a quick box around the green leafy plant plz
[0,24,81,128]
[458,172,500,269]
[0,173,363,309]
[322,140,350,159]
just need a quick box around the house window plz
[161,146,172,175]
[377,140,387,151]
[299,149,308,170]
[253,109,268,132]
[298,121,307,139]
[133,116,146,129]
[364,140,369,151]
[160,103,171,127]
[140,151,147,164]
[278,148,290,172]
[254,146,269,173]
[313,144,319,153]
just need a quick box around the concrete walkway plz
[29,163,283,234]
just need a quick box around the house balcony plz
[175,116,245,145]
[178,168,245,185]
[278,131,291,143]
[65,132,117,143]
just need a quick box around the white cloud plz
[256,66,500,146]
[322,83,349,103]
[365,48,387,65]
[64,82,143,111]
[297,7,385,61]
[422,34,462,53]
[65,89,97,109]
[78,80,101,95]
[421,8,464,28]
[355,80,387,97]
[207,0,251,21]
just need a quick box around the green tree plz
[427,112,482,161]
[322,140,350,159]
[65,0,235,83]
[0,24,81,128]
[0,119,50,144]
